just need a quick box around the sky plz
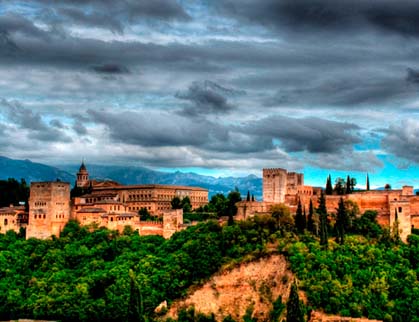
[1,0,419,188]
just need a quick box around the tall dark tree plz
[171,196,182,209]
[318,192,328,247]
[335,197,348,245]
[392,208,400,242]
[334,177,345,195]
[251,194,255,202]
[325,175,333,195]
[307,199,315,234]
[246,190,251,202]
[295,199,305,234]
[128,269,144,322]
[366,173,370,191]
[181,196,192,213]
[227,188,241,225]
[286,282,305,322]
[346,175,352,194]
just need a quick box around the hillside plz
[0,156,74,183]
[164,254,293,321]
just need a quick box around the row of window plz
[34,202,47,206]
[34,214,46,219]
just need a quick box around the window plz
[399,207,402,213]
[4,219,7,226]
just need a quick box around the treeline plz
[0,178,29,208]
[0,216,280,322]
[288,233,419,322]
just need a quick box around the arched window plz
[4,218,7,226]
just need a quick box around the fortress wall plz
[27,182,70,239]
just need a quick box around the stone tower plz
[263,168,288,203]
[26,182,71,239]
[76,161,89,188]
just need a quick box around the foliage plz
[317,193,328,247]
[0,178,29,208]
[295,199,306,234]
[271,204,293,233]
[325,175,333,195]
[288,234,419,322]
[335,198,348,245]
[0,215,280,321]
[270,295,285,322]
[286,282,305,322]
[171,197,182,210]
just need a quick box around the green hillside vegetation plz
[0,215,279,322]
[1,192,419,321]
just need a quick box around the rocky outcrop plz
[309,311,382,322]
[164,254,294,321]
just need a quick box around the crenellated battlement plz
[262,168,287,175]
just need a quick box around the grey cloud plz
[35,0,190,34]
[176,80,242,116]
[218,0,419,37]
[406,68,419,84]
[92,63,130,74]
[241,116,361,153]
[72,122,88,135]
[1,99,71,143]
[87,108,273,154]
[381,120,419,164]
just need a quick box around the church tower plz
[76,161,89,188]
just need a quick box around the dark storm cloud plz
[381,120,419,163]
[406,68,419,84]
[241,116,361,153]
[218,0,419,37]
[0,99,71,143]
[91,63,130,74]
[176,80,244,116]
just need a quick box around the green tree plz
[271,204,293,232]
[366,173,370,191]
[181,196,192,213]
[334,178,345,195]
[345,175,352,194]
[391,209,400,242]
[286,282,304,322]
[318,192,328,247]
[171,196,182,209]
[325,175,333,195]
[227,189,241,225]
[246,191,250,202]
[251,194,255,202]
[307,199,315,234]
[335,198,348,245]
[128,269,144,322]
[295,199,305,234]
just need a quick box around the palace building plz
[19,162,208,239]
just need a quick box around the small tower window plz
[399,207,402,213]
[4,219,7,226]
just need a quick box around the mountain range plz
[0,156,262,199]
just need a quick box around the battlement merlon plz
[262,168,287,175]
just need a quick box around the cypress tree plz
[366,173,370,191]
[336,197,347,245]
[251,194,255,202]
[318,192,328,247]
[128,269,144,322]
[303,207,307,232]
[286,282,305,322]
[295,198,305,234]
[246,190,250,202]
[307,199,314,233]
[326,175,333,195]
[345,175,351,194]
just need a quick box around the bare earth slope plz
[164,254,293,321]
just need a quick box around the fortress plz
[2,162,208,240]
[237,168,419,242]
[1,165,419,242]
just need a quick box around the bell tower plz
[76,161,89,188]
